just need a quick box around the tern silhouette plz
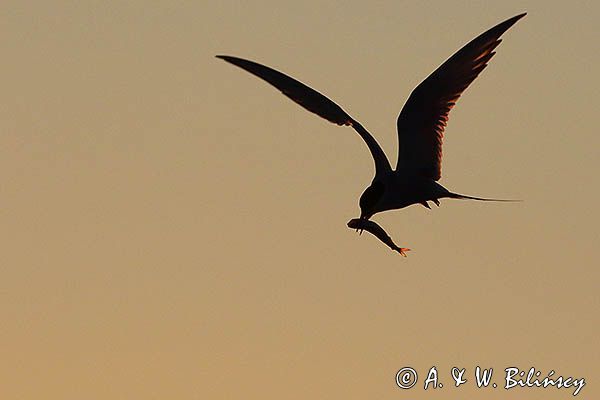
[217,13,524,238]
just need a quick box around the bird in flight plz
[217,13,524,252]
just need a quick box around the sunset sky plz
[1,1,598,399]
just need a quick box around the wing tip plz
[504,12,527,28]
[216,55,248,66]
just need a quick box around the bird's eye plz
[360,181,384,210]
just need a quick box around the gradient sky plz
[1,1,599,399]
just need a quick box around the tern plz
[217,13,524,243]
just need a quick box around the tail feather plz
[448,192,521,202]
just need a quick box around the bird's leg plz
[433,199,440,207]
[420,201,431,209]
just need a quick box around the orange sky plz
[1,1,598,399]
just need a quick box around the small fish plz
[347,218,410,257]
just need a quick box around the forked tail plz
[448,192,521,202]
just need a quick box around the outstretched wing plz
[217,55,392,176]
[395,13,525,180]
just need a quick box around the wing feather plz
[217,55,392,175]
[396,13,525,180]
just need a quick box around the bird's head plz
[359,180,385,220]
